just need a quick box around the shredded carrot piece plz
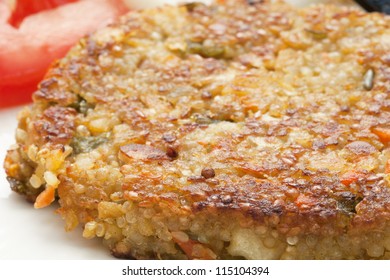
[372,127,390,143]
[340,170,367,186]
[385,159,390,174]
[172,236,216,260]
[295,194,317,209]
[34,186,55,209]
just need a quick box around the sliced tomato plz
[8,0,79,27]
[0,0,129,108]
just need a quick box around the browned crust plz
[32,106,77,146]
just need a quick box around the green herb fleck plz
[71,135,109,154]
[305,29,327,40]
[187,41,225,58]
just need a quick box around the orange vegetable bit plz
[372,126,390,143]
[295,194,317,210]
[34,186,55,209]
[340,170,367,186]
[385,159,390,174]
[172,233,217,260]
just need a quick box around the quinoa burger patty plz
[4,0,390,259]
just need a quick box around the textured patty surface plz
[4,0,390,259]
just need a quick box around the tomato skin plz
[0,83,37,108]
[0,0,129,108]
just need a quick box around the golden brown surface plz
[4,0,390,259]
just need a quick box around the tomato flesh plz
[8,0,78,27]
